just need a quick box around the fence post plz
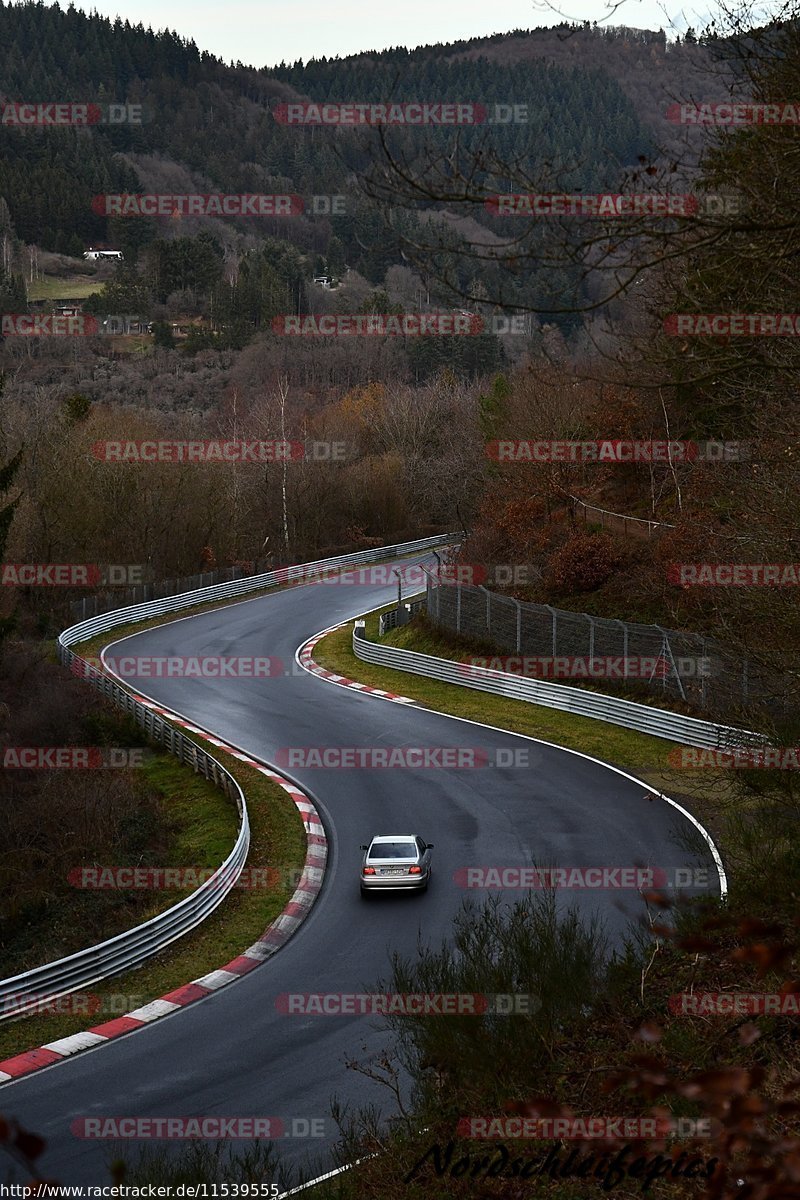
[584,613,595,663]
[456,582,462,635]
[657,626,687,702]
[613,619,628,680]
[742,657,748,708]
[543,604,557,657]
[515,598,522,653]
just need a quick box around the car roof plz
[370,834,419,842]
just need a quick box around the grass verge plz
[26,276,104,301]
[0,629,312,1061]
[312,604,742,841]
[0,723,307,1060]
[0,744,238,976]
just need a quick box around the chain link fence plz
[425,573,787,720]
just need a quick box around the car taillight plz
[408,866,422,874]
[363,866,376,875]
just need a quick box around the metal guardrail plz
[0,654,249,1022]
[0,534,457,1021]
[353,623,766,751]
[59,534,457,652]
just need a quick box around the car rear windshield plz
[368,842,417,859]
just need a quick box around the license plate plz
[384,868,405,875]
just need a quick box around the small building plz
[84,247,124,261]
[102,314,148,335]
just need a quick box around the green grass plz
[0,748,238,978]
[26,275,103,301]
[0,594,315,1061]
[0,728,307,1060]
[146,752,237,867]
[313,603,741,836]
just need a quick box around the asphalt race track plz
[1,554,721,1186]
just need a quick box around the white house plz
[84,247,124,261]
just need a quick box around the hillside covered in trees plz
[0,2,723,331]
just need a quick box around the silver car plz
[360,834,434,896]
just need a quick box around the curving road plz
[2,555,719,1185]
